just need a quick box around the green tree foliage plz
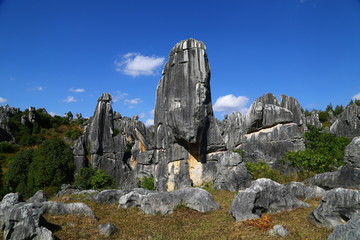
[283,126,351,176]
[0,142,19,153]
[0,154,3,198]
[74,167,115,190]
[6,149,34,196]
[65,128,83,140]
[27,138,74,195]
[245,161,284,183]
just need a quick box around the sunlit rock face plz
[153,39,230,191]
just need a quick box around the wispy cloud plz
[0,97,7,103]
[138,112,146,118]
[69,87,85,93]
[115,53,165,77]
[145,119,154,126]
[213,94,249,115]
[125,98,142,105]
[112,91,128,103]
[63,96,77,103]
[36,86,43,91]
[352,92,360,100]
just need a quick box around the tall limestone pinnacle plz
[154,38,226,191]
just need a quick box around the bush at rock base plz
[137,176,155,190]
[75,167,115,190]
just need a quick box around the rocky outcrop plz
[220,93,306,165]
[284,182,325,200]
[309,137,360,189]
[87,189,129,204]
[119,187,219,215]
[309,188,360,228]
[328,213,360,240]
[230,178,309,221]
[153,38,237,191]
[98,222,117,237]
[73,93,152,188]
[1,191,96,240]
[0,105,20,142]
[330,103,360,138]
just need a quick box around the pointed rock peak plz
[255,93,280,106]
[171,38,206,54]
[98,93,112,102]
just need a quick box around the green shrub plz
[65,128,83,140]
[137,176,156,190]
[0,142,19,153]
[90,169,115,189]
[113,128,120,137]
[75,168,115,190]
[283,126,351,177]
[27,138,74,196]
[233,148,245,159]
[6,149,34,196]
[245,161,283,183]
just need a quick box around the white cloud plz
[63,96,77,103]
[112,91,128,103]
[36,86,43,91]
[138,112,146,119]
[69,87,85,93]
[145,119,154,126]
[213,94,249,115]
[149,109,155,116]
[352,92,360,100]
[49,112,59,116]
[115,53,165,77]
[125,98,142,105]
[0,97,7,103]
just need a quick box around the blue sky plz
[1,0,360,125]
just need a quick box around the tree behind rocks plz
[27,138,74,196]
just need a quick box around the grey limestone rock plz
[284,182,325,200]
[269,225,289,237]
[328,213,360,240]
[87,189,129,204]
[153,38,226,191]
[41,201,96,218]
[305,111,323,128]
[309,188,360,228]
[119,187,219,215]
[344,136,360,168]
[98,222,117,237]
[0,105,20,142]
[56,184,81,197]
[27,190,47,204]
[330,103,360,138]
[230,178,309,221]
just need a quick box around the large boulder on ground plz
[309,188,360,228]
[230,178,309,221]
[328,213,360,240]
[87,189,129,204]
[41,201,96,218]
[27,190,47,204]
[284,182,325,200]
[98,222,117,237]
[119,187,219,215]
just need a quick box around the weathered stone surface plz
[153,38,226,191]
[305,111,322,128]
[87,189,129,204]
[56,184,81,197]
[119,187,219,215]
[0,193,22,228]
[0,104,20,142]
[269,225,289,237]
[309,188,360,228]
[284,182,325,200]
[212,151,252,191]
[328,213,360,240]
[42,201,96,218]
[98,222,117,237]
[330,103,360,138]
[230,178,309,221]
[27,190,47,204]
[344,136,360,168]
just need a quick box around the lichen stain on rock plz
[187,153,203,187]
[130,156,137,170]
[167,160,182,191]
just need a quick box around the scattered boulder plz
[42,201,96,218]
[230,178,309,221]
[309,188,360,228]
[344,136,360,168]
[27,190,47,204]
[87,189,129,204]
[119,187,219,215]
[98,222,117,237]
[56,184,81,197]
[269,225,289,237]
[328,213,360,240]
[284,182,325,200]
